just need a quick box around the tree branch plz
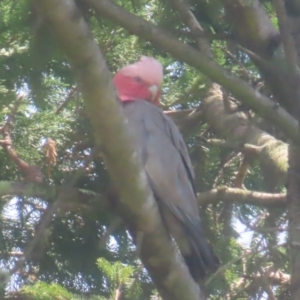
[32,1,202,299]
[202,84,288,185]
[86,0,299,143]
[198,187,286,208]
[0,180,106,214]
[0,181,55,199]
[56,86,77,114]
[287,144,300,300]
[169,0,212,56]
[220,0,279,56]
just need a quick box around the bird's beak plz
[148,85,159,103]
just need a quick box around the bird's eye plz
[134,76,142,83]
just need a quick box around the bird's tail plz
[182,218,220,282]
[156,199,220,282]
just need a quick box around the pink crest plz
[118,56,163,86]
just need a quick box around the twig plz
[168,27,233,41]
[99,217,122,248]
[115,285,122,300]
[233,156,251,188]
[223,48,250,80]
[165,76,203,108]
[263,281,276,300]
[0,96,23,144]
[169,0,212,56]
[205,242,287,286]
[212,152,241,188]
[0,252,23,257]
[56,86,77,114]
[236,44,280,75]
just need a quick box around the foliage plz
[21,282,73,300]
[0,0,295,299]
[97,258,143,299]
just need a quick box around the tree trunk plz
[287,144,300,300]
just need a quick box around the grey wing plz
[160,112,197,195]
[123,100,219,279]
[136,102,199,219]
[123,100,197,214]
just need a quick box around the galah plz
[113,56,219,281]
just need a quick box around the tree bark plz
[287,144,300,300]
[198,187,286,208]
[221,0,279,57]
[202,84,288,185]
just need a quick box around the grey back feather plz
[122,100,219,279]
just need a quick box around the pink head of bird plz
[113,56,163,105]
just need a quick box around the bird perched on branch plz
[113,56,219,281]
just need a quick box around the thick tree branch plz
[0,181,55,199]
[86,0,299,143]
[287,146,300,300]
[221,0,279,56]
[32,1,202,299]
[0,180,106,213]
[202,85,288,185]
[198,187,286,208]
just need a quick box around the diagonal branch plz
[169,0,212,56]
[32,0,202,299]
[56,86,77,114]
